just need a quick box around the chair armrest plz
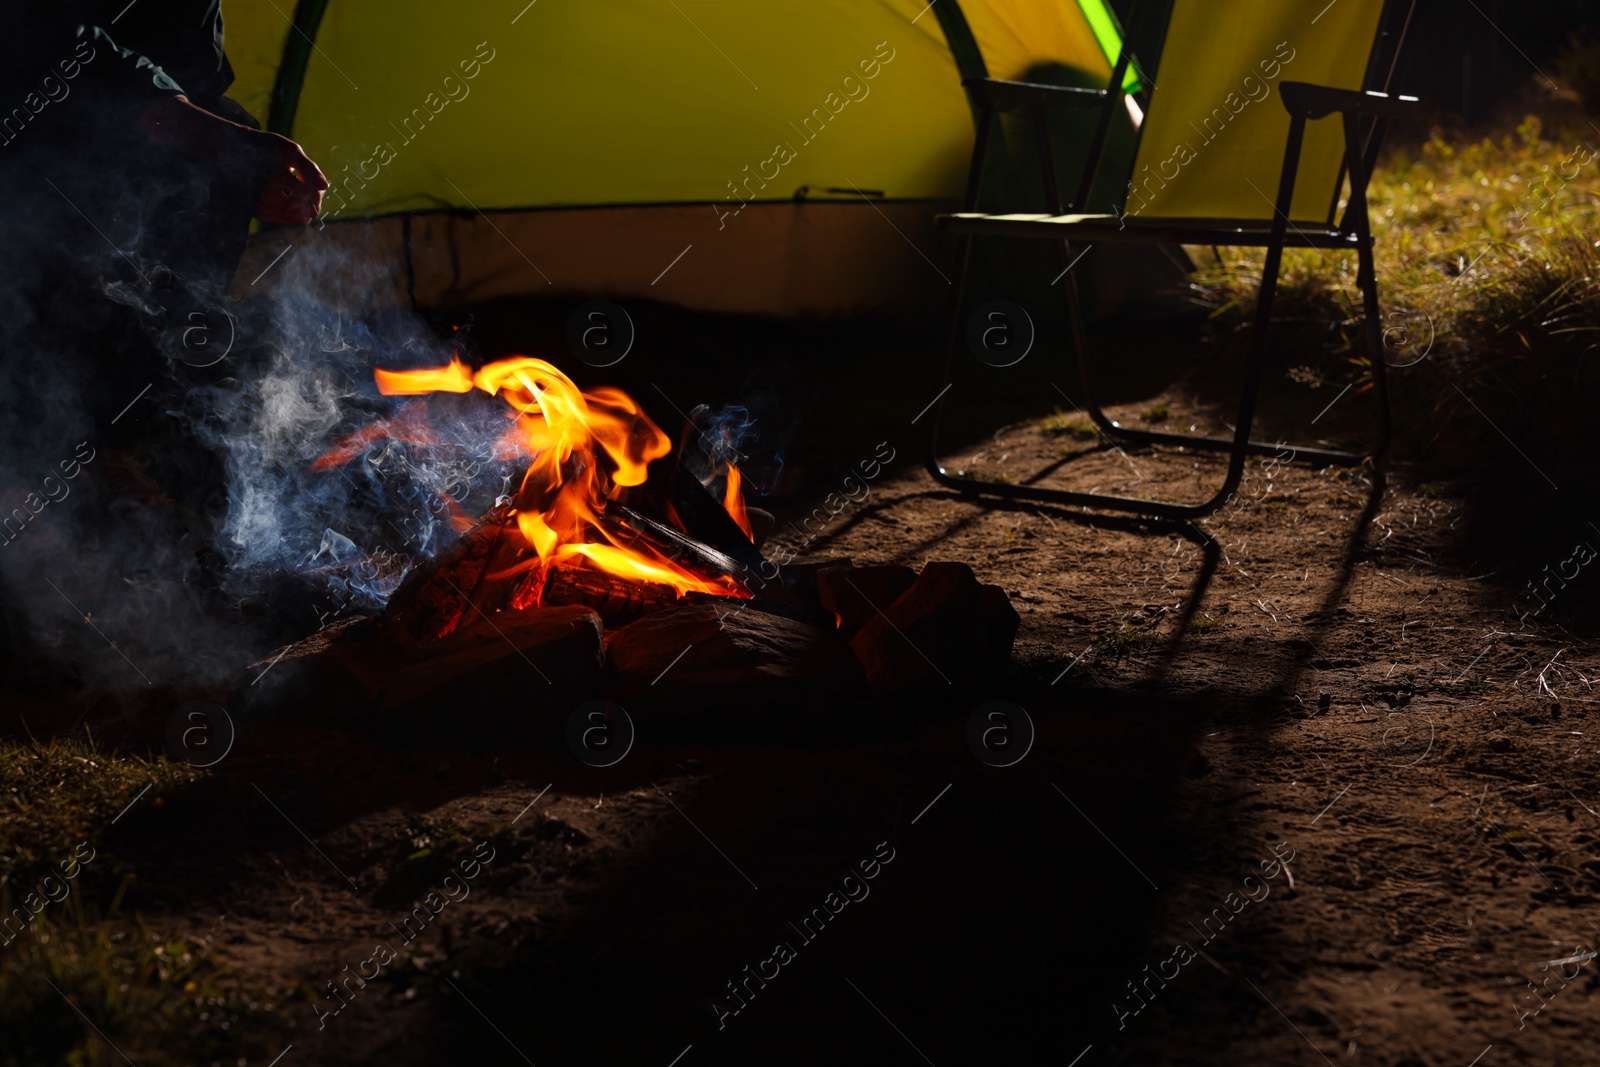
[1279,81,1419,120]
[963,76,1106,113]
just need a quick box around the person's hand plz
[248,132,329,226]
[138,97,330,225]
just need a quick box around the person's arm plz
[81,23,329,226]
[136,94,328,226]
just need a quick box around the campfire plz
[317,355,759,639]
[251,353,1021,734]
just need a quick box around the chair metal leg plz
[925,238,1393,521]
[925,235,1237,520]
[1357,230,1393,463]
[925,241,1245,519]
[925,236,1294,521]
[922,77,1399,526]
[925,218,1386,519]
[1086,231,1391,469]
[1089,420,1366,467]
[1069,247,1363,468]
[923,233,976,489]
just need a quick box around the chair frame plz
[924,2,1418,522]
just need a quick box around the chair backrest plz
[1123,0,1389,225]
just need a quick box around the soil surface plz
[11,306,1600,1065]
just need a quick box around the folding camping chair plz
[924,0,1418,521]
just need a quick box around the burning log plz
[524,565,685,624]
[639,454,770,574]
[383,499,763,636]
[605,502,756,586]
[381,504,524,645]
[378,603,604,739]
[606,600,867,719]
[243,604,605,740]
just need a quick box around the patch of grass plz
[375,825,483,908]
[1264,501,1289,514]
[0,740,279,1064]
[0,897,283,1067]
[1187,615,1223,632]
[1190,111,1600,483]
[1193,117,1600,369]
[1104,628,1162,649]
[1039,407,1098,439]
[0,737,199,893]
[1140,403,1172,423]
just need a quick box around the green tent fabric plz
[221,0,1129,316]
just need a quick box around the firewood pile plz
[244,354,1020,737]
[246,506,1019,737]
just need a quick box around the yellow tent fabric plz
[222,0,1117,217]
[1125,0,1386,223]
[219,0,1127,317]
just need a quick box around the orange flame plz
[310,400,441,471]
[338,355,750,600]
[723,465,754,541]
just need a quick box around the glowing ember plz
[324,355,752,601]
[309,400,441,472]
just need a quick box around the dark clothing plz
[0,0,257,460]
[0,18,175,141]
[0,1,228,106]
[99,0,233,99]
[0,0,255,287]
[0,0,263,669]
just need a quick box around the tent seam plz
[266,0,330,136]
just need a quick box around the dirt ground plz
[6,269,1599,1067]
[877,392,1600,1067]
[21,360,1586,1067]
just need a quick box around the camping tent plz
[222,0,1131,317]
